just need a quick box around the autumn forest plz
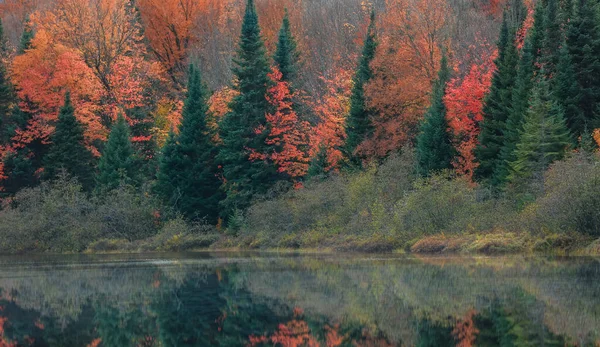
[0,0,600,254]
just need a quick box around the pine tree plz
[217,0,277,218]
[307,144,329,180]
[344,10,377,166]
[560,0,600,137]
[44,92,95,190]
[274,9,300,83]
[96,114,139,193]
[18,18,34,54]
[540,0,562,78]
[416,54,454,176]
[496,34,538,185]
[475,13,521,184]
[554,42,582,136]
[509,75,572,186]
[156,65,223,223]
[0,19,15,144]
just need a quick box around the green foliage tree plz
[508,75,573,186]
[96,114,139,193]
[496,35,537,185]
[559,0,600,138]
[416,54,454,176]
[0,19,14,145]
[18,17,34,54]
[475,14,521,185]
[156,65,223,223]
[344,10,377,166]
[43,92,95,191]
[274,9,300,83]
[307,144,329,180]
[217,0,277,219]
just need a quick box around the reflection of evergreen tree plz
[152,274,225,346]
[94,298,158,346]
[416,318,454,347]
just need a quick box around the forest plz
[0,0,599,253]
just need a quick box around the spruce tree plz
[540,0,562,78]
[156,65,223,223]
[508,75,572,186]
[344,10,377,166]
[18,18,34,54]
[96,114,138,193]
[307,144,329,180]
[416,54,454,176]
[560,0,600,137]
[0,19,15,144]
[274,9,300,83]
[44,92,95,190]
[475,13,520,184]
[496,35,537,185]
[217,0,276,218]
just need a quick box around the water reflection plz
[0,253,598,346]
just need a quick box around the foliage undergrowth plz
[216,149,600,254]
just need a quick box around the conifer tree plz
[0,19,14,144]
[496,35,538,185]
[18,18,34,54]
[274,9,300,83]
[509,75,572,186]
[44,92,95,190]
[96,114,138,193]
[416,54,454,176]
[156,65,223,223]
[560,0,600,137]
[475,13,520,184]
[307,144,329,180]
[344,10,377,166]
[218,0,276,218]
[540,0,562,78]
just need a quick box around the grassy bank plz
[1,149,600,255]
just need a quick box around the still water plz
[0,253,599,346]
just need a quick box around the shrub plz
[530,153,600,236]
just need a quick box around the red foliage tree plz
[250,68,310,183]
[444,48,496,180]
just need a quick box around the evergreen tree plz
[416,54,454,176]
[307,144,329,180]
[18,18,34,54]
[43,92,95,190]
[0,19,15,144]
[560,0,600,137]
[344,10,377,166]
[217,0,277,218]
[540,0,562,78]
[156,65,223,223]
[554,42,582,136]
[509,75,572,186]
[496,35,538,185]
[96,114,139,193]
[274,9,300,83]
[475,13,521,184]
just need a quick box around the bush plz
[91,185,159,241]
[0,174,96,253]
[529,153,600,236]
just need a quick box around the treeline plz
[1,0,600,253]
[418,0,600,190]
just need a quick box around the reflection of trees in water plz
[0,255,598,346]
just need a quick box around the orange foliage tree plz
[10,29,105,153]
[444,49,496,180]
[250,68,310,182]
[309,68,353,172]
[453,309,479,347]
[361,0,451,159]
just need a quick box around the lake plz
[0,253,598,346]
